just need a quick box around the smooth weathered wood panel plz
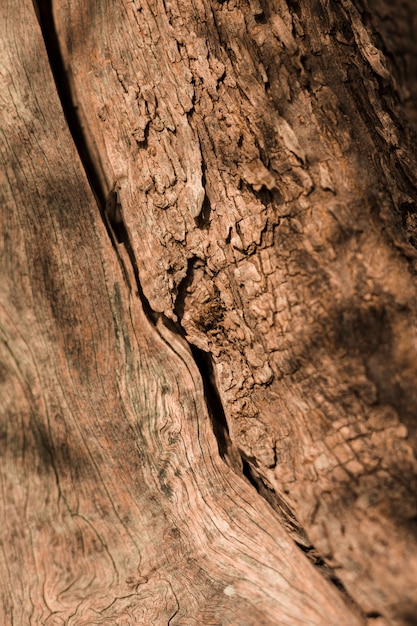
[48,0,417,622]
[0,0,365,624]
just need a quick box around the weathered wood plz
[367,0,417,130]
[41,0,417,622]
[0,0,369,624]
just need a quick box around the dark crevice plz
[242,458,312,546]
[188,345,245,474]
[33,0,106,212]
[190,345,230,460]
[254,13,267,25]
[241,457,366,618]
[104,185,159,324]
[195,162,212,229]
[33,0,158,325]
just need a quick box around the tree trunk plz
[2,0,417,624]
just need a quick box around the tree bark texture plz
[1,0,417,624]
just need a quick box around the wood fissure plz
[26,4,373,618]
[3,0,417,623]
[34,0,241,472]
[32,0,107,208]
[40,0,417,619]
[34,0,335,581]
[3,3,368,621]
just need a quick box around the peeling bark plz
[1,0,417,624]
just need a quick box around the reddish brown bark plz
[2,0,417,624]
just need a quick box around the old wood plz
[1,0,417,624]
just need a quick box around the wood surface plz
[1,0,417,624]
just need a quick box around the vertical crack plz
[189,346,243,474]
[241,456,366,618]
[31,4,240,472]
[194,163,212,229]
[35,0,235,479]
[33,0,158,324]
[32,0,107,212]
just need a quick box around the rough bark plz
[1,0,417,624]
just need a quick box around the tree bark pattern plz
[0,0,369,624]
[42,0,417,620]
[2,0,417,623]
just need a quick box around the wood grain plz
[43,0,417,622]
[0,0,367,624]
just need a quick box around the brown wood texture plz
[0,1,366,624]
[2,0,417,624]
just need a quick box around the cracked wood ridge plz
[2,0,417,624]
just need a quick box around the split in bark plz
[2,0,417,624]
